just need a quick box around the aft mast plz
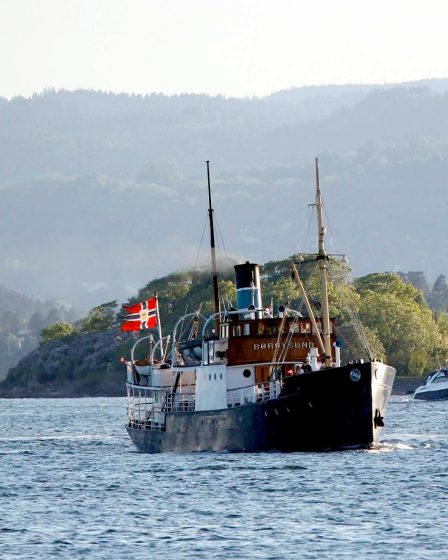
[315,158,332,367]
[206,161,220,330]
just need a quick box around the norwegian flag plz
[121,297,158,332]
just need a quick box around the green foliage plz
[355,272,426,304]
[354,273,448,375]
[400,271,430,296]
[41,322,77,343]
[265,278,300,309]
[128,260,448,375]
[305,261,358,319]
[0,284,82,379]
[262,265,448,374]
[133,269,236,336]
[1,329,125,396]
[81,301,118,333]
[434,310,448,336]
[7,255,448,397]
[336,323,386,364]
[218,279,237,307]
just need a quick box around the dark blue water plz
[0,396,447,559]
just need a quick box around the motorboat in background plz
[413,369,448,401]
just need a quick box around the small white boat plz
[413,369,448,401]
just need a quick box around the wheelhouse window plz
[179,340,203,366]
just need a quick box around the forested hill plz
[3,79,448,183]
[2,256,448,398]
[1,80,448,310]
[0,285,80,381]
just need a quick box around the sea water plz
[0,396,447,559]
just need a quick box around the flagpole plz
[155,291,164,360]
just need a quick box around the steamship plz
[124,161,396,452]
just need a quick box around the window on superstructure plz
[232,325,241,337]
[203,343,209,365]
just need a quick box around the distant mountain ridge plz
[1,81,448,309]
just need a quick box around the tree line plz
[0,285,80,380]
[3,257,447,398]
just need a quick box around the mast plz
[315,158,332,367]
[206,161,220,330]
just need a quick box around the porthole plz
[243,369,251,378]
[350,368,361,382]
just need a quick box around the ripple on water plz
[0,396,447,559]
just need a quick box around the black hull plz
[413,387,448,401]
[127,361,395,453]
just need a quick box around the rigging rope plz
[194,212,209,270]
[214,215,232,264]
[299,204,317,256]
[327,266,373,360]
[270,314,287,375]
[278,313,300,364]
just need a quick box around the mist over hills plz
[1,79,448,310]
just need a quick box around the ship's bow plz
[371,361,396,445]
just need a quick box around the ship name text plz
[253,341,315,351]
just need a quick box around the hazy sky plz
[1,0,448,99]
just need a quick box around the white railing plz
[163,392,195,413]
[127,386,166,431]
[226,380,282,407]
[127,401,166,431]
[127,385,197,433]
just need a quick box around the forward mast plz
[315,158,332,368]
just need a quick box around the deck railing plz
[127,379,282,432]
[127,391,166,431]
[162,392,195,413]
[226,380,282,407]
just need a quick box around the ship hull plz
[126,361,395,453]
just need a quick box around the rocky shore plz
[0,330,126,398]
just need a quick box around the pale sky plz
[1,0,448,99]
